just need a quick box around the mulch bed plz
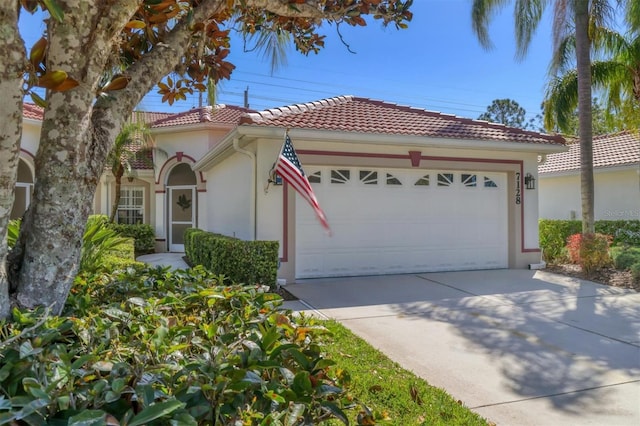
[545,263,639,292]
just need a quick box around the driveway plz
[283,269,640,426]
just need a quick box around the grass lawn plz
[320,319,490,425]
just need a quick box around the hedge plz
[107,221,155,255]
[184,228,279,287]
[539,219,640,262]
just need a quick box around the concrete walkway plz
[284,269,640,426]
[136,252,189,270]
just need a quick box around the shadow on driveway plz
[288,269,640,425]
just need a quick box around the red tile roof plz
[21,103,251,128]
[240,96,565,145]
[539,131,640,174]
[151,105,254,128]
[23,103,44,120]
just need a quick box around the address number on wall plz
[515,172,521,205]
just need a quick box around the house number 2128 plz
[515,172,521,205]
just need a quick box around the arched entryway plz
[166,163,197,252]
[11,158,34,220]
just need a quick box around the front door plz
[168,186,195,252]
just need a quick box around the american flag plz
[275,134,331,234]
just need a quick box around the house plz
[538,131,640,221]
[17,96,566,282]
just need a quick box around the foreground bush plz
[107,222,155,255]
[566,233,613,275]
[610,246,640,270]
[0,267,353,425]
[540,219,640,263]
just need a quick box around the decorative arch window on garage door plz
[462,174,477,187]
[359,170,378,185]
[308,171,321,183]
[331,169,350,184]
[437,173,454,187]
[414,175,430,186]
[484,176,498,188]
[386,173,402,186]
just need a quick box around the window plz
[117,186,144,224]
[414,175,430,186]
[360,170,378,185]
[437,173,454,187]
[484,177,498,188]
[308,171,321,183]
[386,173,402,186]
[462,174,477,187]
[331,169,350,184]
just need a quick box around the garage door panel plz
[296,168,508,278]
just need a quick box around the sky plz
[19,0,558,123]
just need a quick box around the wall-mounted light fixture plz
[524,173,536,190]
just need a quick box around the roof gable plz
[240,95,565,145]
[539,131,640,174]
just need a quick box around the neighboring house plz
[18,96,566,282]
[538,131,640,221]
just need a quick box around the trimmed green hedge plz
[184,228,279,287]
[107,222,155,255]
[539,220,640,262]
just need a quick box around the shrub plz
[610,246,640,270]
[80,215,132,273]
[107,222,155,255]
[566,233,613,275]
[0,267,354,425]
[540,220,640,263]
[185,228,279,288]
[539,220,581,262]
[631,263,640,283]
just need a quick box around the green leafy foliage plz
[631,263,640,284]
[566,233,613,275]
[0,267,354,425]
[6,219,20,249]
[80,216,137,273]
[610,246,640,270]
[106,222,155,255]
[539,220,640,262]
[185,228,279,288]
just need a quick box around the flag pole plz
[264,128,290,194]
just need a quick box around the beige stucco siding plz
[539,167,640,220]
[203,151,253,240]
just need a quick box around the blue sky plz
[19,1,557,122]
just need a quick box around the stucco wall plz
[203,151,253,240]
[539,167,640,221]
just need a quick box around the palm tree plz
[544,25,640,132]
[471,0,615,234]
[107,116,155,223]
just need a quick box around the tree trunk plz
[0,1,26,320]
[109,165,124,223]
[574,0,595,234]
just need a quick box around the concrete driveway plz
[283,269,640,426]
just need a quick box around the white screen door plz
[168,186,195,252]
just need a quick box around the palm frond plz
[470,0,511,50]
[514,0,547,59]
[543,70,579,132]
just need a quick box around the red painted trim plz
[408,151,422,167]
[155,190,166,194]
[280,181,289,262]
[296,149,540,253]
[155,154,207,185]
[197,189,207,193]
[20,148,36,160]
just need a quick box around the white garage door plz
[295,167,508,279]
